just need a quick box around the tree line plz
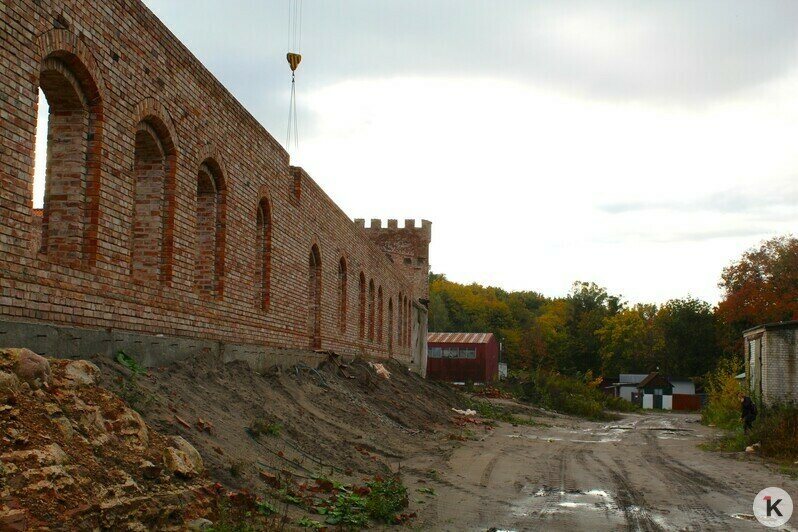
[428,235,798,379]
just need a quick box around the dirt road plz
[402,410,798,531]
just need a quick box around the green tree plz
[595,304,661,375]
[563,282,624,374]
[654,297,720,377]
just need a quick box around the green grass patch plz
[701,357,798,464]
[296,517,324,529]
[115,350,146,374]
[314,476,408,527]
[701,357,744,430]
[750,405,798,461]
[248,419,283,438]
[512,370,638,421]
[466,399,538,426]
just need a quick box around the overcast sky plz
[40,1,798,305]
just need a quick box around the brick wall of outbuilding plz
[744,325,798,406]
[0,0,428,360]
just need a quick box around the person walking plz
[740,393,757,433]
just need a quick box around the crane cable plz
[286,0,303,150]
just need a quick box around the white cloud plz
[292,74,798,304]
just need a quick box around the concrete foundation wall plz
[0,317,331,370]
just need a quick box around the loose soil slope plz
[90,352,464,491]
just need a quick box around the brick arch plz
[308,243,322,350]
[196,144,228,186]
[337,255,348,334]
[387,296,394,355]
[35,29,104,267]
[255,193,272,310]
[37,29,105,105]
[368,278,376,343]
[195,156,227,298]
[132,98,179,154]
[359,272,367,340]
[131,98,178,285]
[377,285,384,345]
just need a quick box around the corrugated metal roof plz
[427,332,494,344]
[619,374,648,384]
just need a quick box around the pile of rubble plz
[0,348,213,530]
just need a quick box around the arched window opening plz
[404,296,410,349]
[255,198,272,310]
[406,298,412,350]
[31,89,49,254]
[387,298,394,355]
[35,55,101,263]
[398,292,404,348]
[368,280,376,343]
[377,286,384,345]
[195,160,226,298]
[359,272,366,340]
[308,245,322,350]
[131,121,167,283]
[32,89,48,210]
[338,258,347,333]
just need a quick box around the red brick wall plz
[0,0,428,359]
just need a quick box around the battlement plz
[354,218,432,240]
[355,218,432,300]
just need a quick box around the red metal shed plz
[426,332,499,383]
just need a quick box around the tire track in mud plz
[585,450,662,532]
[479,451,502,487]
[609,464,663,532]
[403,465,513,508]
[641,431,737,529]
[531,446,579,529]
[642,432,733,496]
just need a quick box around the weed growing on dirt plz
[426,469,442,482]
[514,370,634,421]
[363,476,409,523]
[249,418,283,438]
[318,491,369,527]
[308,477,409,528]
[115,375,155,413]
[702,394,798,464]
[228,460,247,478]
[702,357,744,430]
[750,405,798,461]
[700,428,747,453]
[208,495,279,532]
[466,399,538,426]
[296,516,324,529]
[256,500,277,516]
[278,488,306,507]
[114,350,146,374]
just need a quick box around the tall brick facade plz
[0,0,429,365]
[744,321,798,406]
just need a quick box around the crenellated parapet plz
[355,218,432,301]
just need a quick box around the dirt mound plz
[91,351,465,492]
[1,345,474,529]
[0,348,216,530]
